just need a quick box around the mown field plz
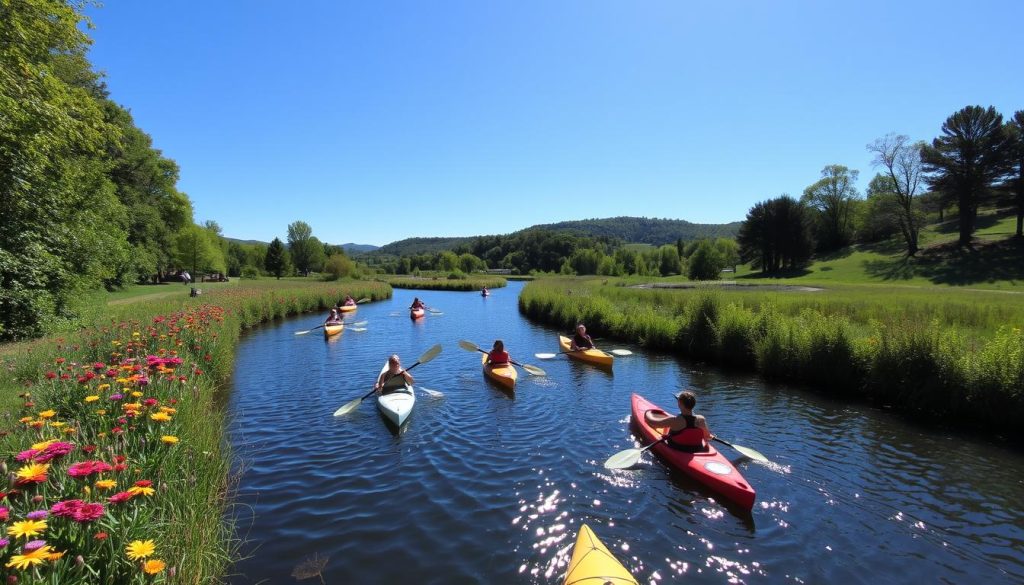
[0,279,390,583]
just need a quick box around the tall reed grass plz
[521,278,1024,439]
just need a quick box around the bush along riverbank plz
[519,278,1024,443]
[379,274,507,291]
[0,280,390,583]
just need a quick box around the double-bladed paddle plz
[294,325,325,336]
[333,344,442,417]
[534,348,632,359]
[603,435,770,469]
[457,340,546,376]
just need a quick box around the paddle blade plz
[332,396,364,417]
[458,340,481,353]
[603,448,644,470]
[356,298,370,303]
[610,349,633,356]
[534,353,557,360]
[349,327,367,332]
[418,343,443,364]
[732,444,769,463]
[419,386,444,398]
[427,308,443,314]
[348,320,368,327]
[521,363,546,376]
[294,330,311,336]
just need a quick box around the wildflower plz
[7,520,47,539]
[15,463,49,486]
[0,537,7,547]
[161,436,179,445]
[149,412,171,422]
[109,394,124,401]
[143,559,167,574]
[15,450,38,462]
[5,544,53,569]
[108,491,134,505]
[85,395,99,403]
[72,502,104,523]
[23,540,45,552]
[128,485,155,497]
[37,410,56,420]
[94,532,108,540]
[0,508,7,521]
[45,372,56,380]
[67,461,113,478]
[95,479,116,490]
[34,441,74,463]
[125,539,155,560]
[25,511,47,520]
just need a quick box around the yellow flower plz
[15,463,49,484]
[5,545,53,570]
[95,479,117,490]
[38,410,56,419]
[161,435,179,445]
[85,395,99,403]
[64,427,77,434]
[128,485,155,497]
[96,409,107,416]
[31,439,56,451]
[125,539,156,560]
[49,421,65,428]
[149,412,171,422]
[19,416,33,423]
[111,340,121,346]
[98,383,110,391]
[48,549,65,561]
[142,559,166,574]
[132,391,143,397]
[7,519,47,539]
[132,331,140,337]
[159,407,177,415]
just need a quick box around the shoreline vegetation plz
[0,280,390,583]
[379,274,508,291]
[519,277,1024,444]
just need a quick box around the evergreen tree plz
[265,238,289,279]
[737,196,814,273]
[921,106,1013,246]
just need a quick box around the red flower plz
[45,372,56,380]
[92,363,106,371]
[134,480,152,488]
[94,531,109,540]
[107,491,133,505]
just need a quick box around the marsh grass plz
[520,277,1024,438]
[379,274,507,291]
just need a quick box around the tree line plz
[737,105,1024,272]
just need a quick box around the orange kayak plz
[339,304,357,313]
[323,323,344,338]
[482,353,517,392]
[410,307,425,320]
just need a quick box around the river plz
[227,281,1024,584]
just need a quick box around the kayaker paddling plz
[410,297,426,310]
[374,354,414,395]
[570,323,595,351]
[644,390,714,453]
[324,309,342,326]
[486,340,510,365]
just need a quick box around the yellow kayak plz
[481,353,517,392]
[563,524,638,585]
[558,336,613,368]
[338,304,358,313]
[323,323,344,338]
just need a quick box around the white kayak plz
[376,361,415,427]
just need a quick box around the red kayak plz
[630,393,755,511]
[410,307,425,320]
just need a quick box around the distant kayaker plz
[325,309,342,325]
[410,297,426,310]
[487,340,510,365]
[644,390,713,453]
[481,287,489,296]
[342,295,356,307]
[375,354,414,394]
[570,324,595,351]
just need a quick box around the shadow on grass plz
[737,268,813,280]
[863,237,1024,285]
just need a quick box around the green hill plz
[369,216,740,257]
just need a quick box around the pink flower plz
[72,502,104,523]
[35,442,74,463]
[67,461,114,478]
[108,491,134,505]
[15,450,38,462]
[51,499,84,518]
[0,507,8,522]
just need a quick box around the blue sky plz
[84,1,1023,247]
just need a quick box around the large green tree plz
[801,165,860,252]
[1007,111,1024,238]
[737,196,814,273]
[265,238,289,279]
[287,221,321,276]
[921,106,1013,246]
[867,134,926,255]
[0,0,129,339]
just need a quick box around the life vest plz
[381,371,407,392]
[667,415,707,453]
[488,350,509,365]
[573,333,594,349]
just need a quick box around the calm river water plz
[227,281,1024,584]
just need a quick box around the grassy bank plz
[519,278,1024,442]
[0,279,390,582]
[379,274,507,291]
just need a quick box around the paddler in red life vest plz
[324,309,342,326]
[644,390,714,453]
[486,340,510,365]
